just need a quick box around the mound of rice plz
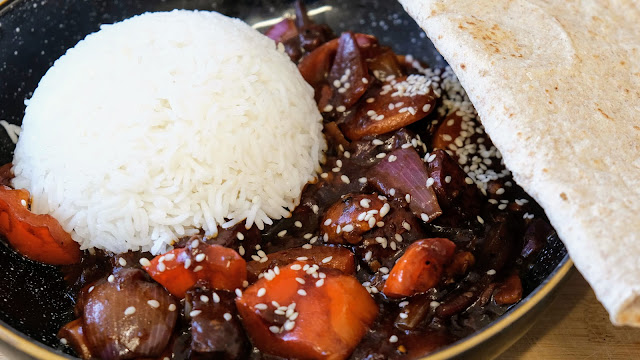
[12,10,325,254]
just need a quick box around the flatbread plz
[399,0,640,326]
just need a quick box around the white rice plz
[11,10,325,254]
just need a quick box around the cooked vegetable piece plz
[383,238,456,298]
[265,18,298,43]
[480,217,514,272]
[236,261,378,360]
[494,273,523,305]
[321,193,386,244]
[394,294,433,331]
[81,268,178,360]
[368,147,442,222]
[246,245,355,281]
[327,32,371,108]
[293,0,334,52]
[366,47,404,80]
[431,110,463,151]
[521,219,552,259]
[427,149,482,223]
[0,185,81,265]
[298,33,377,91]
[58,319,93,360]
[444,251,476,282]
[340,75,437,140]
[186,287,249,359]
[144,241,246,298]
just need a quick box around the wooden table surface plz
[1,269,639,359]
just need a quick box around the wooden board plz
[1,269,639,359]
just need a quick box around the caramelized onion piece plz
[321,193,386,244]
[494,273,523,305]
[82,268,178,360]
[265,18,298,43]
[341,75,437,140]
[298,33,377,91]
[186,287,249,358]
[58,319,93,360]
[368,147,442,222]
[327,32,371,109]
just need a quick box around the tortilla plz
[399,0,640,326]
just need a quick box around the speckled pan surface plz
[0,0,570,359]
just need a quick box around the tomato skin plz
[144,244,246,298]
[0,185,81,265]
[383,238,456,298]
[236,261,378,360]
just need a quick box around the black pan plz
[0,0,571,359]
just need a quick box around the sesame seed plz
[405,194,411,203]
[297,289,307,296]
[380,203,390,217]
[395,233,403,241]
[269,326,280,334]
[388,155,397,162]
[430,301,441,308]
[139,258,151,267]
[237,232,245,240]
[390,188,396,196]
[147,300,160,308]
[88,286,94,293]
[212,292,220,303]
[107,275,115,283]
[402,221,411,231]
[341,175,350,184]
[336,105,346,112]
[358,177,368,184]
[316,279,325,287]
[421,213,429,222]
[193,265,203,272]
[390,241,397,250]
[124,306,136,316]
[477,215,485,224]
[422,103,431,112]
[465,177,474,185]
[366,97,375,103]
[389,335,398,343]
[320,172,328,179]
[255,303,268,310]
[296,277,306,284]
[360,199,371,208]
[377,221,385,227]
[195,253,206,262]
[445,176,452,183]
[487,269,497,275]
[291,264,302,271]
[284,320,296,331]
[496,187,506,195]
[238,245,245,256]
[364,251,372,261]
[498,204,508,210]
[278,230,287,237]
[426,177,435,187]
[399,312,408,319]
[376,152,387,159]
[322,256,333,264]
[118,258,127,266]
[192,240,199,248]
[235,288,243,297]
[60,338,68,345]
[190,310,202,317]
[379,267,390,274]
[223,313,232,321]
[342,224,354,232]
[168,304,177,311]
[372,139,384,145]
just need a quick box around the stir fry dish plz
[0,3,557,360]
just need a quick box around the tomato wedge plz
[236,261,378,360]
[144,242,246,298]
[0,185,81,265]
[383,238,456,298]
